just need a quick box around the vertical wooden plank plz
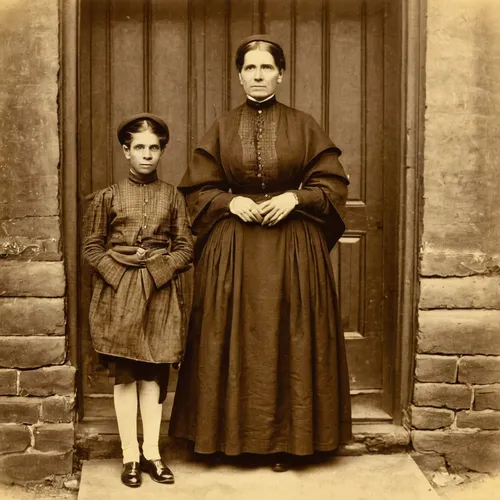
[188,0,205,148]
[229,0,254,109]
[79,0,93,198]
[62,0,80,415]
[90,0,112,191]
[339,235,365,335]
[85,0,113,402]
[328,0,362,202]
[78,1,93,404]
[383,0,403,418]
[151,0,189,185]
[294,0,323,121]
[110,0,145,182]
[262,0,292,106]
[363,2,385,340]
[203,0,230,125]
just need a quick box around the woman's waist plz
[107,239,170,251]
[230,189,297,201]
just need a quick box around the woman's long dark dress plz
[169,97,352,455]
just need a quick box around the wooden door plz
[78,0,397,424]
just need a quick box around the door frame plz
[60,0,426,426]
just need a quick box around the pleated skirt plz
[169,216,352,455]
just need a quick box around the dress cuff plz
[96,255,127,291]
[146,254,176,289]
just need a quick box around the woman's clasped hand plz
[229,192,298,226]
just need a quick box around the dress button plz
[257,173,262,178]
[258,110,262,114]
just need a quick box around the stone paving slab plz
[78,454,439,500]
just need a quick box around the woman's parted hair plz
[235,41,286,73]
[118,119,168,150]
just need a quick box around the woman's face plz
[239,49,283,100]
[122,130,164,175]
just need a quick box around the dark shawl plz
[179,101,349,254]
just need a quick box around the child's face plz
[122,130,164,176]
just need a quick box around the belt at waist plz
[108,245,167,267]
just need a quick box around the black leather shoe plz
[140,455,175,484]
[272,461,290,472]
[272,453,291,472]
[121,461,141,487]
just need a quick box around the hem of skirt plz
[93,346,182,364]
[169,432,351,456]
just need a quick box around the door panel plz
[79,0,396,422]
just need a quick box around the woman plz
[83,113,193,487]
[169,35,352,471]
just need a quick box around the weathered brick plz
[0,337,66,368]
[19,366,75,396]
[0,0,60,74]
[41,396,75,423]
[418,310,500,355]
[410,406,454,430]
[34,423,74,452]
[75,433,123,461]
[420,251,499,278]
[413,383,472,410]
[0,173,60,220]
[412,430,500,473]
[0,452,73,483]
[0,262,65,297]
[410,451,447,475]
[0,398,40,424]
[457,410,500,430]
[420,277,500,309]
[0,298,65,335]
[0,369,17,395]
[0,217,61,260]
[474,385,500,411]
[0,425,31,453]
[415,355,458,383]
[458,356,500,384]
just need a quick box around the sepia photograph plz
[0,0,499,498]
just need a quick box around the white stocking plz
[139,380,163,460]
[113,382,140,464]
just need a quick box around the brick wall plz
[412,0,500,473]
[0,0,75,483]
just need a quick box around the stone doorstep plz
[77,454,439,500]
[76,419,410,461]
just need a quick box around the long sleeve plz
[288,150,349,218]
[178,120,236,246]
[285,112,350,250]
[146,189,194,289]
[82,188,127,291]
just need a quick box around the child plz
[83,113,193,487]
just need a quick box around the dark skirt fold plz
[169,216,352,455]
[98,354,170,404]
